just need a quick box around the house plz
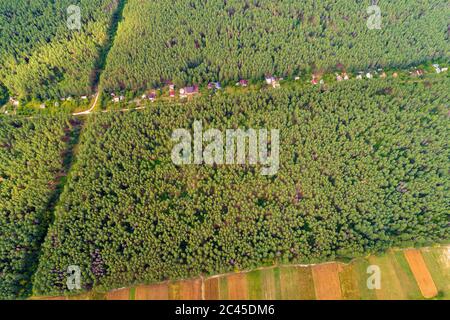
[81,96,88,100]
[272,79,281,88]
[295,76,301,81]
[214,82,222,90]
[9,97,19,107]
[169,89,176,98]
[39,104,46,109]
[392,72,399,78]
[149,91,156,102]
[356,74,363,80]
[441,67,448,72]
[366,72,373,79]
[207,82,214,90]
[141,94,147,99]
[343,73,349,80]
[239,80,249,87]
[112,97,120,103]
[180,85,199,98]
[265,76,275,85]
[311,77,318,85]
[119,95,125,101]
[169,83,175,90]
[380,72,387,78]
[336,74,343,82]
[411,69,424,77]
[433,64,441,74]
[185,86,199,95]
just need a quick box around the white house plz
[265,76,275,85]
[9,97,19,106]
[432,64,441,73]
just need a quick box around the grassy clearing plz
[420,247,450,299]
[369,254,405,300]
[279,266,303,300]
[391,251,422,299]
[260,269,277,300]
[352,258,378,300]
[338,264,360,300]
[247,270,263,300]
[218,277,229,300]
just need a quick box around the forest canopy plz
[100,0,450,92]
[0,116,75,299]
[0,0,120,101]
[34,78,449,295]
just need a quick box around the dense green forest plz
[33,77,449,295]
[100,0,450,92]
[0,116,78,299]
[0,84,8,107]
[0,0,120,101]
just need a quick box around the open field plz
[38,246,449,300]
[404,250,438,299]
[106,288,130,300]
[312,263,342,300]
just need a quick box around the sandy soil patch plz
[106,288,130,300]
[227,273,249,300]
[312,263,342,300]
[135,283,169,300]
[404,249,438,298]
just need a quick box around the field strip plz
[105,287,130,300]
[34,245,449,300]
[312,263,342,300]
[227,273,249,300]
[404,249,438,299]
[204,278,220,300]
[179,279,203,300]
[135,283,169,300]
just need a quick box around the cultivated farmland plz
[36,246,450,300]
